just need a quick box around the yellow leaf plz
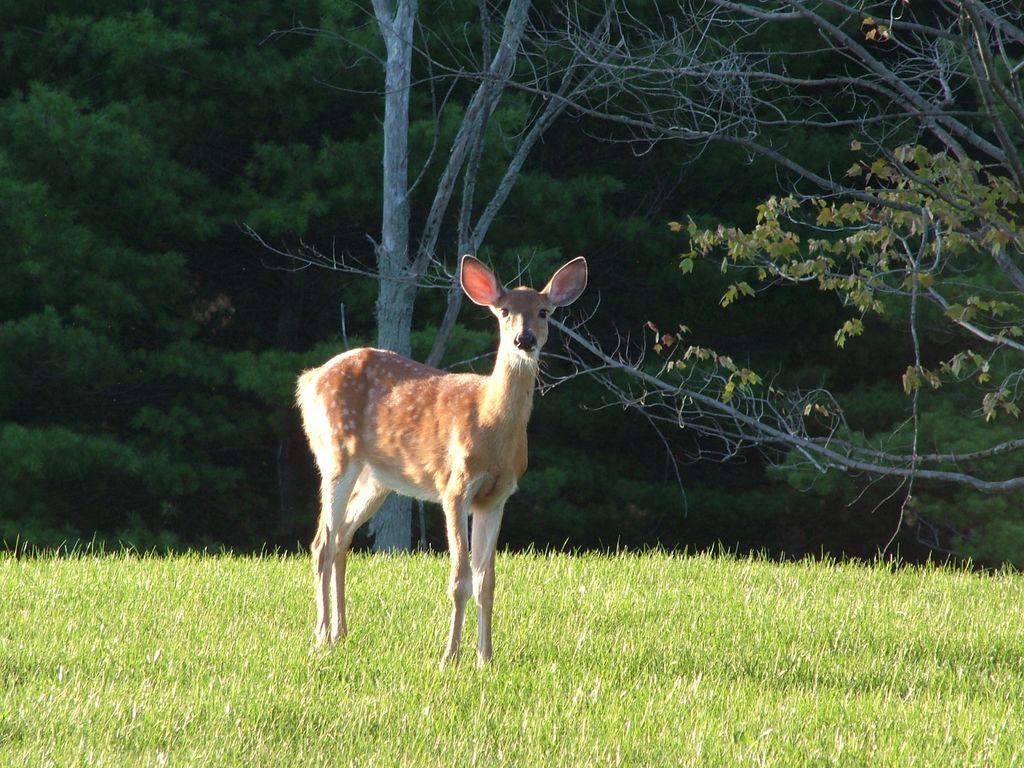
[668,221,684,232]
[850,139,862,151]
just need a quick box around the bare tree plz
[264,0,1023,553]
[263,0,616,549]
[557,0,1023,240]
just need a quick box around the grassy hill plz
[2,551,1023,766]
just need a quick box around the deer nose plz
[514,331,537,351]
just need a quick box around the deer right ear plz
[460,255,504,307]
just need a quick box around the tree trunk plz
[368,276,416,551]
[368,0,417,552]
[366,0,539,548]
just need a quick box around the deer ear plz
[542,257,588,307]
[460,255,504,307]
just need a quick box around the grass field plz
[2,550,1023,767]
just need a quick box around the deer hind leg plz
[312,464,359,646]
[329,467,390,642]
[441,494,472,666]
[470,505,505,665]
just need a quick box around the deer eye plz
[538,309,549,319]
[499,308,510,318]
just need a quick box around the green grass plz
[3,551,1024,767]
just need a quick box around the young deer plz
[296,255,587,664]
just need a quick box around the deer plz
[296,255,587,665]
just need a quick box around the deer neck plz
[481,345,539,429]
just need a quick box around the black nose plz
[514,332,536,351]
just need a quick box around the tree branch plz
[553,318,1024,495]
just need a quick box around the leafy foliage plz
[0,3,342,549]
[685,145,1024,564]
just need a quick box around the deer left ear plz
[542,257,588,307]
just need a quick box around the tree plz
[0,1,366,550]
[686,144,1024,557]
[0,79,238,548]
[548,0,1024,561]
[262,0,628,549]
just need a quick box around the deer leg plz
[330,469,390,642]
[313,465,358,646]
[471,506,505,665]
[441,497,471,666]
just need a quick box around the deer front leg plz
[471,506,505,665]
[441,497,471,666]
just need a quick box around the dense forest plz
[3,0,1023,565]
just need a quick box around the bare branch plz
[553,318,1024,495]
